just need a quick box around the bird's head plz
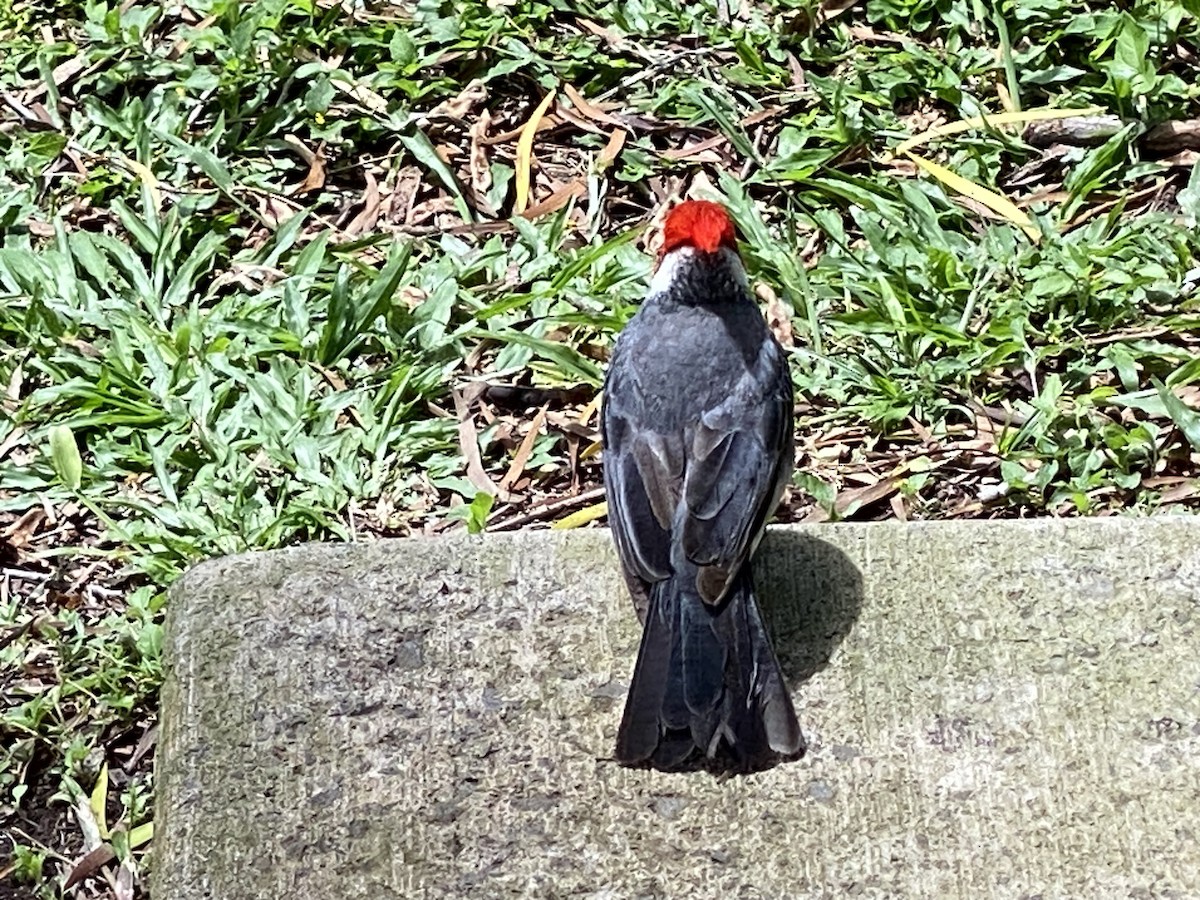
[660,199,739,257]
[650,200,746,299]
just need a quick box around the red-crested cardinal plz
[602,200,804,773]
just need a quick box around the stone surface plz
[155,520,1200,898]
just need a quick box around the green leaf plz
[26,132,68,170]
[457,491,493,533]
[390,30,417,66]
[305,77,335,114]
[317,241,412,365]
[467,327,603,384]
[160,132,264,224]
[1155,379,1200,452]
[48,425,83,490]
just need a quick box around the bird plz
[601,198,804,773]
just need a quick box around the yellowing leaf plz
[129,820,155,849]
[121,156,162,213]
[90,762,110,841]
[551,501,608,529]
[514,89,557,215]
[894,105,1104,155]
[904,152,1040,242]
[578,392,602,427]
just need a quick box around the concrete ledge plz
[155,520,1200,898]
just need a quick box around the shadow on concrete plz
[755,530,864,688]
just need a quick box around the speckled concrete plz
[155,520,1200,898]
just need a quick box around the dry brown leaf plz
[742,106,785,127]
[885,157,919,178]
[168,13,218,60]
[519,180,585,220]
[453,387,508,501]
[563,83,627,130]
[48,55,86,92]
[1158,480,1199,504]
[295,141,327,195]
[757,282,793,349]
[596,128,626,170]
[427,79,487,121]
[123,723,158,772]
[398,285,427,310]
[573,19,639,56]
[115,862,136,900]
[487,486,607,532]
[1062,181,1164,232]
[787,53,807,91]
[499,405,548,494]
[479,115,561,146]
[408,195,458,227]
[1159,149,1200,168]
[62,844,116,890]
[468,109,493,198]
[905,416,935,447]
[389,165,422,225]
[553,105,611,137]
[838,478,902,513]
[345,169,381,236]
[578,392,602,427]
[663,135,728,161]
[804,476,901,523]
[1015,188,1070,208]
[282,134,315,165]
[545,410,599,441]
[2,507,44,547]
[4,362,21,408]
[973,409,998,450]
[819,0,861,20]
[847,24,907,44]
[257,194,295,228]
[19,54,88,101]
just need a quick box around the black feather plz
[615,566,803,772]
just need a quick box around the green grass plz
[3,0,1200,895]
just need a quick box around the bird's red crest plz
[660,200,738,256]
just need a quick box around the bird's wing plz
[679,345,793,605]
[601,363,677,608]
[604,337,793,609]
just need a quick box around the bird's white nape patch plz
[648,246,695,297]
[648,245,748,297]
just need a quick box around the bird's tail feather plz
[615,568,804,772]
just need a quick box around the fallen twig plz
[1023,115,1200,153]
[488,486,606,531]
